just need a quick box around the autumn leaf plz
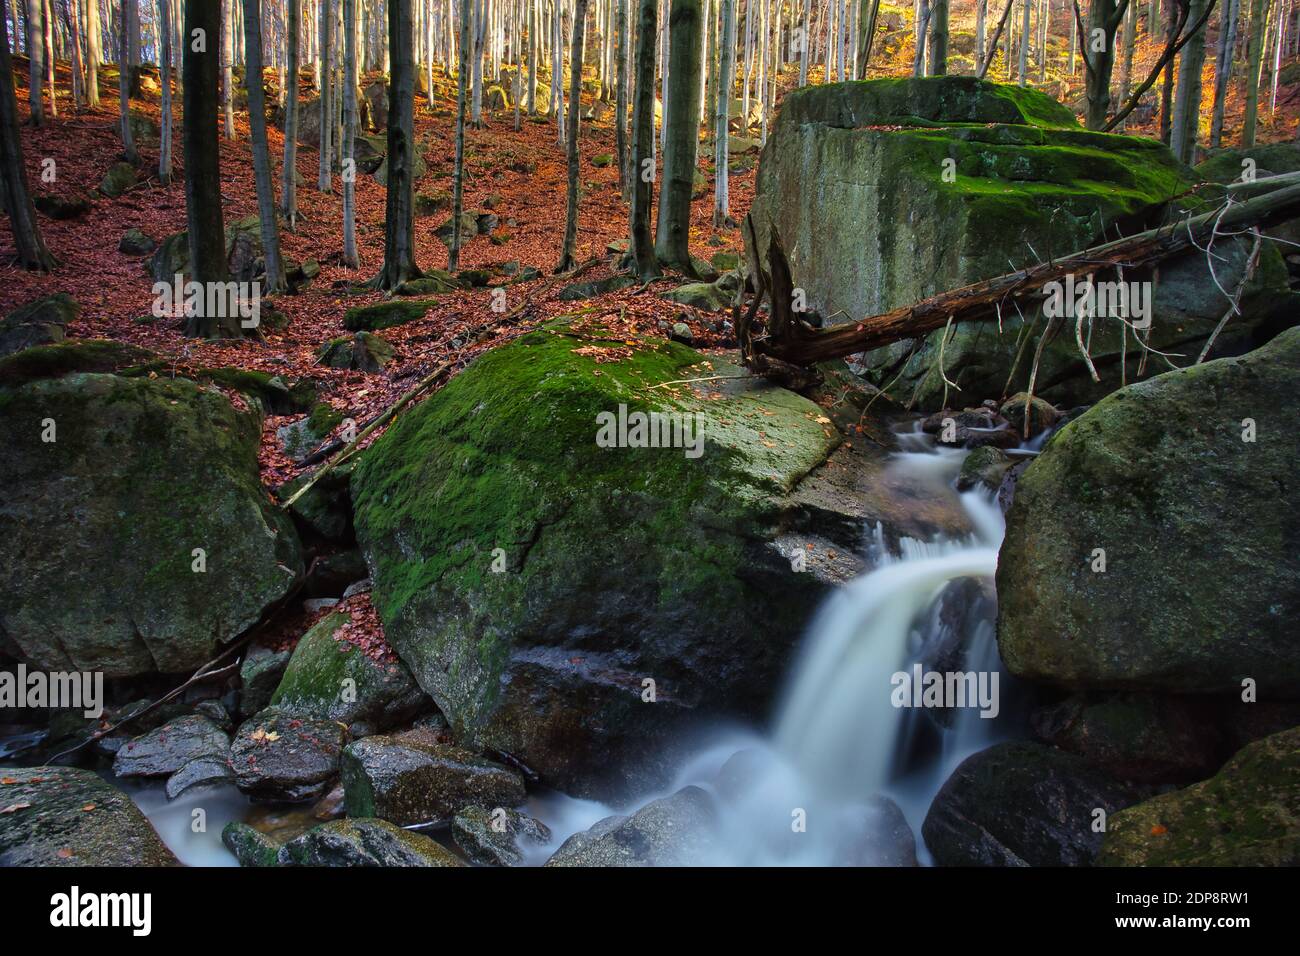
[1150,824,1168,836]
[0,802,31,814]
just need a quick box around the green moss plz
[0,339,160,386]
[306,401,344,435]
[343,299,434,331]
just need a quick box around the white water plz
[527,426,1016,866]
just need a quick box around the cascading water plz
[529,425,1019,866]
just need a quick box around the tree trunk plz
[1170,0,1209,163]
[913,0,930,75]
[1018,0,1030,82]
[858,0,882,74]
[342,0,359,267]
[557,0,588,271]
[615,0,628,196]
[1243,0,1271,146]
[183,0,238,337]
[222,0,236,138]
[317,0,333,190]
[243,0,286,292]
[714,0,735,227]
[159,0,173,183]
[1081,0,1125,130]
[450,0,470,270]
[85,0,99,105]
[627,0,658,278]
[119,0,136,158]
[283,0,299,227]
[653,0,701,274]
[929,0,948,74]
[26,0,44,124]
[1,0,56,269]
[374,0,422,287]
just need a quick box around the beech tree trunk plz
[1,0,56,269]
[1170,0,1209,162]
[317,0,333,190]
[654,0,702,274]
[450,0,470,270]
[243,0,286,292]
[1243,0,1271,146]
[342,0,359,267]
[27,0,44,124]
[557,0,588,271]
[627,0,658,278]
[159,0,173,184]
[86,0,100,106]
[374,0,422,287]
[183,0,238,337]
[283,0,300,227]
[714,0,735,227]
[119,0,136,158]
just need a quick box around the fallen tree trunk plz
[742,178,1300,368]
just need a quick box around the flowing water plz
[526,425,1020,865]
[83,422,1021,866]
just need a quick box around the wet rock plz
[1098,726,1300,866]
[998,329,1300,694]
[0,293,75,357]
[319,331,396,372]
[278,818,465,866]
[434,211,480,246]
[165,755,235,799]
[999,392,1060,436]
[222,821,281,867]
[0,766,177,866]
[231,710,347,803]
[341,735,525,826]
[270,612,427,737]
[239,646,293,718]
[0,369,301,677]
[343,299,433,332]
[545,786,719,866]
[1031,693,1225,784]
[303,549,369,598]
[277,459,356,544]
[839,796,919,866]
[112,714,231,779]
[451,805,552,866]
[277,402,343,462]
[922,742,1148,866]
[956,445,1013,492]
[557,272,638,300]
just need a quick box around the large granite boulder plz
[1098,726,1300,866]
[998,328,1300,694]
[0,766,177,865]
[0,362,302,677]
[746,76,1292,409]
[351,323,961,799]
[0,294,76,357]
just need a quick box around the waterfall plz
[528,430,1018,866]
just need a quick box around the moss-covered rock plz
[0,371,302,677]
[34,193,92,220]
[1195,143,1300,183]
[149,216,267,283]
[545,786,719,866]
[340,735,525,825]
[351,324,855,799]
[277,460,356,543]
[956,445,1013,492]
[0,766,177,865]
[997,328,1300,694]
[99,161,138,197]
[222,821,282,867]
[451,805,552,866]
[270,613,426,736]
[1098,726,1300,866]
[747,76,1290,409]
[0,339,158,386]
[112,714,231,778]
[921,742,1149,866]
[277,402,343,462]
[239,646,293,717]
[277,818,465,866]
[0,293,77,357]
[660,281,731,311]
[118,227,156,255]
[343,299,433,332]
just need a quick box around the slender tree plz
[557,0,589,271]
[159,0,174,184]
[1077,0,1131,129]
[1,0,56,269]
[222,0,236,138]
[374,0,422,287]
[1209,0,1239,146]
[86,0,100,106]
[26,0,44,125]
[450,0,471,270]
[243,0,287,292]
[342,0,359,267]
[714,0,735,227]
[282,0,300,227]
[615,0,629,196]
[318,0,333,190]
[628,0,658,278]
[1243,0,1271,146]
[1170,0,1209,162]
[183,0,238,337]
[119,0,137,159]
[654,0,702,274]
[930,0,949,74]
[1018,0,1031,83]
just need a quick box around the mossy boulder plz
[278,459,356,543]
[112,714,231,779]
[452,805,552,866]
[1195,143,1300,184]
[414,190,451,218]
[0,371,302,677]
[921,742,1149,866]
[340,735,525,826]
[149,216,268,283]
[277,818,465,866]
[660,281,731,311]
[239,645,292,717]
[955,445,1012,492]
[350,324,859,799]
[747,76,1290,409]
[270,612,427,736]
[997,328,1300,694]
[99,161,138,197]
[34,192,92,220]
[0,766,178,866]
[118,227,156,255]
[222,821,282,867]
[277,402,344,462]
[319,331,396,371]
[0,339,159,387]
[231,709,347,803]
[343,299,433,331]
[1098,726,1300,866]
[0,293,77,357]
